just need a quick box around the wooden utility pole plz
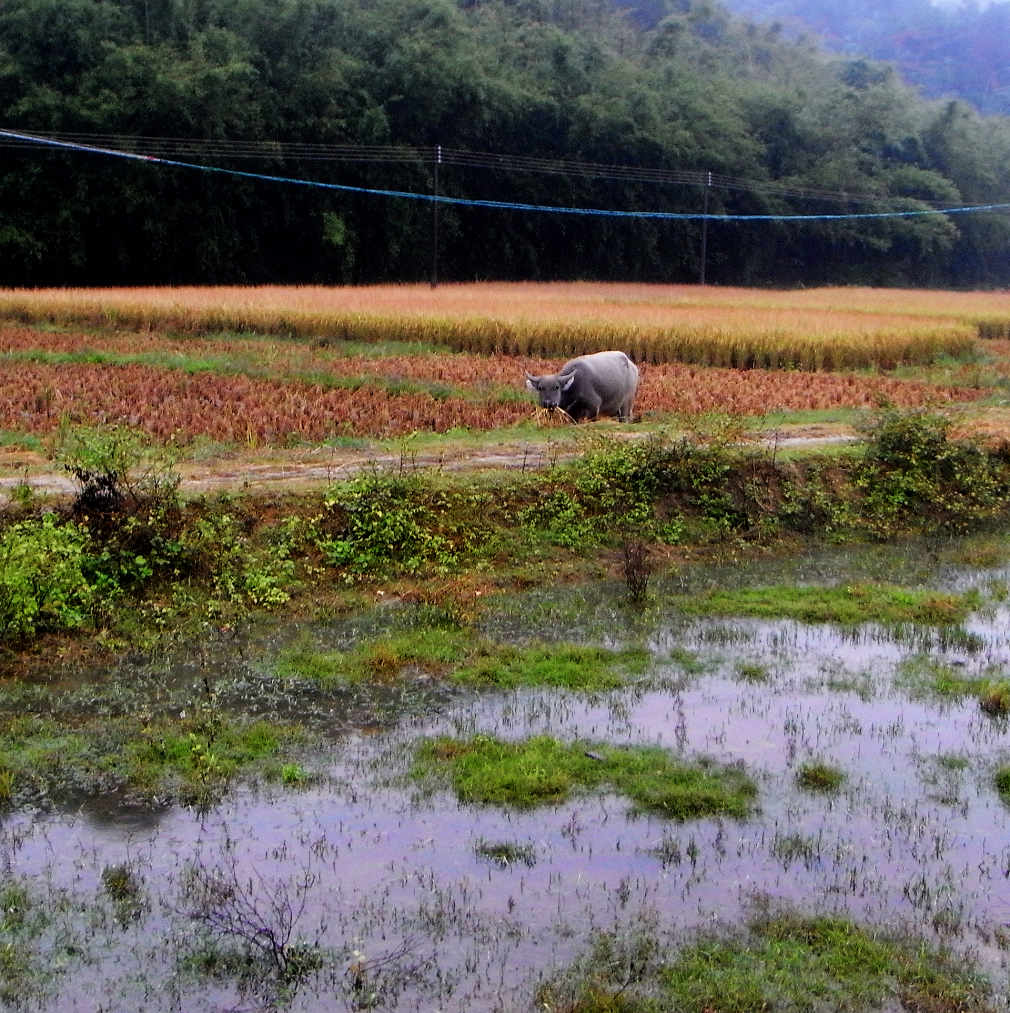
[431,145,442,288]
[699,170,711,286]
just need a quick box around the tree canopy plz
[1,0,1008,287]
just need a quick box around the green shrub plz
[180,513,295,607]
[522,438,686,548]
[56,424,180,529]
[856,406,1009,537]
[56,424,184,593]
[0,515,95,639]
[318,471,456,579]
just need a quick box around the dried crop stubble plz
[636,365,983,415]
[1,355,986,444]
[1,325,985,411]
[0,361,531,442]
[0,325,545,389]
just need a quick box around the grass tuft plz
[662,911,992,1013]
[474,838,537,868]
[679,583,978,626]
[796,761,846,793]
[413,734,757,818]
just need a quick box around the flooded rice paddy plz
[5,539,1010,1010]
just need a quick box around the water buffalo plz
[525,350,639,422]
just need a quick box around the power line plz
[3,127,1007,222]
[0,129,953,208]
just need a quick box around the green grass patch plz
[0,429,43,453]
[896,654,990,699]
[274,627,472,684]
[274,630,649,691]
[413,734,757,818]
[679,582,978,625]
[795,760,846,793]
[124,718,287,798]
[453,644,650,691]
[668,646,712,675]
[0,712,298,807]
[661,911,992,1013]
[896,657,1010,716]
[937,752,971,772]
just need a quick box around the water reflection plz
[5,538,1010,1010]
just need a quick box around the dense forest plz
[1,0,1009,288]
[720,0,1010,117]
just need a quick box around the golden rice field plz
[0,320,985,444]
[3,282,1005,370]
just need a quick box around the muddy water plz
[5,551,1010,1010]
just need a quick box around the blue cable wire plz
[4,127,1010,223]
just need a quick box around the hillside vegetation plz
[720,0,1010,117]
[2,0,1010,287]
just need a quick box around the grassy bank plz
[3,405,1009,662]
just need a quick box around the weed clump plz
[995,767,1010,805]
[735,662,770,683]
[474,839,537,868]
[796,760,846,793]
[621,537,652,605]
[979,681,1010,715]
[101,862,147,923]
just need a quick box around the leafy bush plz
[56,425,184,593]
[180,513,295,607]
[856,406,1010,537]
[56,424,180,528]
[318,471,456,579]
[0,515,95,640]
[522,438,678,547]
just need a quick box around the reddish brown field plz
[0,324,985,443]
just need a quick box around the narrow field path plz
[0,422,860,502]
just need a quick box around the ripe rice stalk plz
[532,406,576,426]
[0,284,996,372]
